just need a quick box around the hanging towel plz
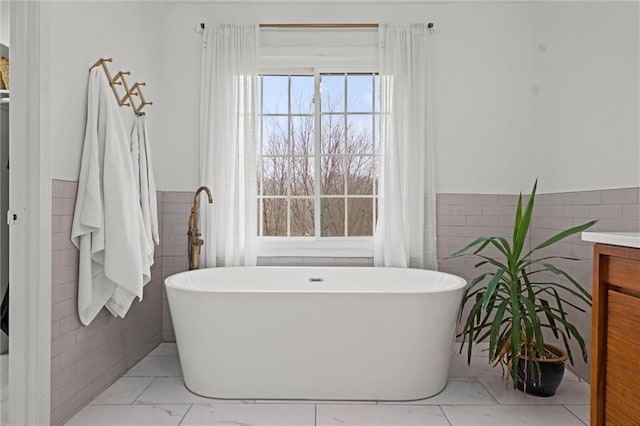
[103,115,160,316]
[71,67,151,325]
[131,115,159,248]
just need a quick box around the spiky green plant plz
[450,181,596,389]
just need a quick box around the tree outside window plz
[258,73,379,238]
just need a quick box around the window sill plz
[256,238,374,258]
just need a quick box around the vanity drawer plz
[603,290,640,425]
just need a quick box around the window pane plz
[291,116,314,155]
[347,115,373,154]
[347,156,373,195]
[321,74,345,113]
[291,76,314,114]
[262,198,288,236]
[321,156,345,195]
[291,157,314,196]
[348,198,373,236]
[321,115,345,155]
[347,74,373,112]
[262,156,288,196]
[321,198,345,237]
[290,198,314,236]
[263,116,289,156]
[258,73,379,241]
[262,76,288,114]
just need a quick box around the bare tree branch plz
[259,75,377,237]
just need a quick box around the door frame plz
[8,0,51,424]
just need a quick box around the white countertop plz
[581,232,640,249]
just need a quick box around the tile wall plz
[435,193,523,348]
[52,184,638,423]
[530,187,639,380]
[51,180,163,425]
[436,187,640,381]
[159,192,193,342]
[436,193,521,280]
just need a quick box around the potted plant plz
[450,181,596,396]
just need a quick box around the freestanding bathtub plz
[165,267,466,401]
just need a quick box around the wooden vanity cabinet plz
[590,243,640,425]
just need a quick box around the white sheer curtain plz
[374,24,437,270]
[199,24,258,267]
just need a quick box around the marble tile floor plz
[65,342,590,425]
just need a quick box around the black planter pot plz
[515,345,566,397]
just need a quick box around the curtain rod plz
[260,23,378,29]
[199,22,433,30]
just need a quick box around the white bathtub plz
[165,267,466,401]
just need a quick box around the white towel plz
[71,68,151,325]
[104,115,160,317]
[131,115,159,247]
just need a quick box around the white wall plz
[45,1,639,195]
[532,1,640,194]
[157,1,535,193]
[47,1,162,182]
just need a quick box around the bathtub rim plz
[164,266,467,295]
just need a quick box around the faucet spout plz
[188,185,213,270]
[194,185,213,205]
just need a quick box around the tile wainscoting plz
[530,187,639,380]
[51,183,638,423]
[51,180,163,425]
[438,187,639,381]
[158,192,193,342]
[159,188,639,381]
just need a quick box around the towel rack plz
[90,58,153,115]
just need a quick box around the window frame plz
[257,66,378,257]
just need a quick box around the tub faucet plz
[187,185,213,270]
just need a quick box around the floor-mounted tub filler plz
[165,267,466,401]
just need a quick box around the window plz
[257,73,379,241]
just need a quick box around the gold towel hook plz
[89,58,152,114]
[110,71,133,106]
[131,82,152,113]
[128,82,145,96]
[89,57,112,71]
[135,100,153,114]
[111,71,130,86]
